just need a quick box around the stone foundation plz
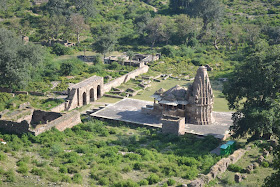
[161,115,185,136]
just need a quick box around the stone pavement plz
[91,98,232,139]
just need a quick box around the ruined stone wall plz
[103,65,149,93]
[0,120,30,135]
[161,115,185,135]
[188,148,247,187]
[50,103,66,112]
[30,110,62,127]
[33,111,81,136]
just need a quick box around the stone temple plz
[142,66,215,125]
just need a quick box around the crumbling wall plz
[188,149,247,187]
[103,65,149,93]
[30,110,62,127]
[50,103,66,112]
[0,120,30,135]
[33,111,81,135]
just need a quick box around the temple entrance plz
[83,92,87,105]
[97,85,101,98]
[90,88,94,102]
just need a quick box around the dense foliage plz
[0,119,221,185]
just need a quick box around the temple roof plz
[152,85,189,106]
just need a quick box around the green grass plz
[0,119,221,186]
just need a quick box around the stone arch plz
[83,92,87,105]
[97,85,101,98]
[90,88,94,102]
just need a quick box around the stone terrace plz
[91,98,232,139]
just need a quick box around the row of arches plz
[82,85,101,106]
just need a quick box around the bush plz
[31,167,44,177]
[0,152,7,161]
[61,175,72,183]
[122,165,132,173]
[5,169,16,182]
[52,43,74,56]
[147,173,160,184]
[59,166,68,173]
[99,177,109,185]
[138,179,149,186]
[167,178,176,186]
[72,173,83,184]
[228,164,243,172]
[262,161,269,168]
[113,179,139,187]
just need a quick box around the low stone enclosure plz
[0,108,81,136]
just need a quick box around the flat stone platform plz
[91,98,232,139]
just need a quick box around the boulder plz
[234,173,242,183]
[263,150,269,157]
[246,164,254,174]
[253,162,259,169]
[258,155,264,164]
[270,139,278,147]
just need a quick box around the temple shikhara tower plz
[142,66,214,125]
[186,66,214,125]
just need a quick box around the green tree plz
[68,14,89,44]
[0,28,45,89]
[126,50,134,66]
[91,23,119,59]
[71,0,97,18]
[223,44,280,139]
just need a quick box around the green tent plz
[220,144,231,156]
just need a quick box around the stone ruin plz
[142,66,215,129]
[0,108,81,136]
[161,115,186,136]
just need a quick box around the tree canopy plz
[223,43,280,139]
[0,28,45,90]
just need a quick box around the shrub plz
[17,165,28,175]
[228,164,243,172]
[138,179,149,186]
[0,152,7,161]
[262,161,269,168]
[113,179,139,187]
[72,173,83,184]
[61,175,71,183]
[122,165,132,173]
[52,43,73,56]
[167,178,176,186]
[31,167,44,177]
[99,177,109,185]
[59,166,68,173]
[5,169,16,182]
[147,173,160,184]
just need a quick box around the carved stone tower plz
[186,66,214,125]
